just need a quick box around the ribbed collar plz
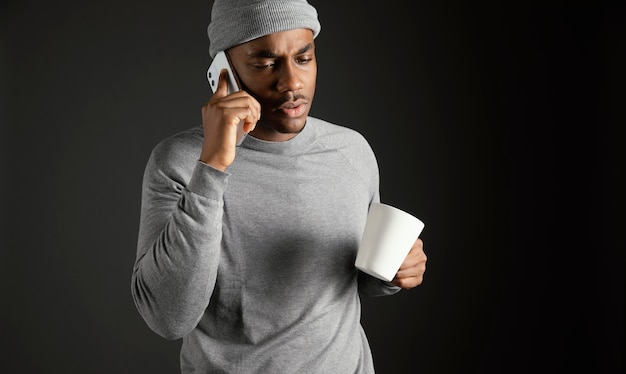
[238,117,316,156]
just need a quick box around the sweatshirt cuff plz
[380,279,401,291]
[187,161,230,200]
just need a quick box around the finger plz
[395,262,426,279]
[397,242,426,270]
[391,274,424,289]
[397,252,426,270]
[237,109,258,133]
[240,97,262,133]
[213,69,230,98]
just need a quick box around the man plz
[131,0,427,372]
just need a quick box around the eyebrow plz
[248,43,314,58]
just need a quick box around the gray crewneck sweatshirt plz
[131,117,400,373]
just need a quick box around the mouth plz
[276,99,307,118]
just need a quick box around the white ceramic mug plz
[355,202,425,282]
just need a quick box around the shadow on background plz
[1,1,622,373]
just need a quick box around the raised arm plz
[131,139,228,339]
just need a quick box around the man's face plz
[227,28,317,142]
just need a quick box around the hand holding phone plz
[206,51,246,145]
[207,51,241,95]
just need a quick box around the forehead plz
[232,28,315,55]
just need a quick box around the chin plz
[284,121,308,136]
[268,116,307,134]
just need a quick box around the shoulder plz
[150,125,203,161]
[307,116,379,187]
[149,126,202,164]
[144,125,203,183]
[307,117,373,154]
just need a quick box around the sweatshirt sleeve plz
[131,136,228,340]
[357,272,402,297]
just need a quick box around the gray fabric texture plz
[207,0,321,58]
[131,117,400,373]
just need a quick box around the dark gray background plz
[1,1,623,373]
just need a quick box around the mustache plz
[275,93,308,106]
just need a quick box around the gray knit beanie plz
[207,0,321,58]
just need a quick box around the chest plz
[224,149,371,238]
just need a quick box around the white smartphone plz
[207,50,241,94]
[206,51,246,144]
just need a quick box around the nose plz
[276,61,303,93]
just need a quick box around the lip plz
[277,100,307,118]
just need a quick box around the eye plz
[251,59,275,70]
[296,55,313,64]
[252,63,273,70]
